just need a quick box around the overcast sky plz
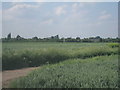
[2,2,118,38]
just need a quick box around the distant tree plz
[16,35,24,40]
[89,37,94,39]
[55,35,59,39]
[76,37,81,42]
[51,36,54,39]
[99,38,102,42]
[76,37,80,39]
[82,38,91,42]
[66,37,72,42]
[51,35,59,40]
[32,36,38,40]
[61,38,65,42]
[16,35,21,40]
[116,37,120,42]
[7,33,11,40]
[95,36,101,39]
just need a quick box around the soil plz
[2,67,38,88]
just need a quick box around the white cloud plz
[99,14,111,20]
[72,3,78,9]
[99,10,112,20]
[72,3,78,13]
[71,2,95,13]
[99,10,111,20]
[42,19,53,24]
[55,5,67,16]
[101,10,107,15]
[79,3,85,7]
[72,2,96,9]
[72,7,89,18]
[8,4,39,12]
[87,22,102,27]
[62,3,89,24]
[3,3,40,21]
[63,9,89,25]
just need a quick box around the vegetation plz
[2,33,120,42]
[2,41,119,88]
[10,55,118,88]
[2,42,119,70]
[107,43,120,48]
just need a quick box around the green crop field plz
[2,42,119,88]
[10,55,118,88]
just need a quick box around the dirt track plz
[2,67,38,88]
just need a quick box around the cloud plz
[71,4,89,18]
[99,11,111,20]
[63,9,89,25]
[8,4,39,12]
[71,2,95,13]
[3,3,40,21]
[87,22,102,27]
[61,3,89,24]
[101,10,107,15]
[42,19,53,24]
[72,3,83,12]
[72,2,96,9]
[72,3,78,13]
[55,5,67,16]
[79,3,85,7]
[72,3,78,9]
[99,14,111,20]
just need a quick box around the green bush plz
[107,43,119,48]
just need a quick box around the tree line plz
[1,33,120,43]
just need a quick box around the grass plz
[2,42,119,70]
[107,43,120,48]
[10,55,118,88]
[2,42,109,53]
[2,42,119,88]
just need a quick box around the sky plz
[2,2,118,38]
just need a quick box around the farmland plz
[10,55,118,88]
[2,42,119,88]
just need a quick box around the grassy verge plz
[10,55,118,88]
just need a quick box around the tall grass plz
[10,55,118,88]
[2,45,118,70]
[107,43,119,48]
[2,48,70,70]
